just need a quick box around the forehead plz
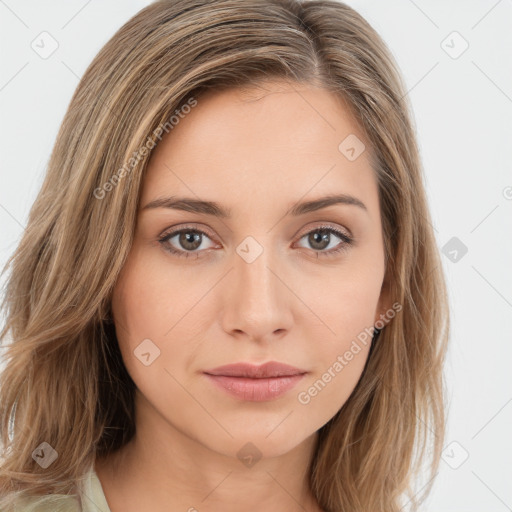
[141,80,378,218]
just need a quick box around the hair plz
[0,0,450,510]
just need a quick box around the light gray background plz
[1,1,511,510]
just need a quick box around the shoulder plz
[12,494,80,511]
[11,465,110,512]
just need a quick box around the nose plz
[219,241,294,344]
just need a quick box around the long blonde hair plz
[0,1,450,510]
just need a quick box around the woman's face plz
[111,80,390,459]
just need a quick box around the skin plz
[95,79,391,512]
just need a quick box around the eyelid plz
[159,221,351,243]
[159,222,218,241]
[294,221,352,240]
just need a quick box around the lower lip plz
[204,374,306,401]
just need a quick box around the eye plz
[158,223,354,259]
[158,225,217,259]
[295,225,353,257]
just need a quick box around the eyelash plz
[157,224,354,259]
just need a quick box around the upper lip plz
[204,361,307,378]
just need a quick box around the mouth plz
[203,361,307,402]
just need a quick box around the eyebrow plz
[141,193,367,217]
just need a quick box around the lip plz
[203,361,307,402]
[204,361,307,378]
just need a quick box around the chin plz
[209,424,315,462]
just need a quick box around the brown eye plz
[295,226,353,257]
[158,227,216,258]
[176,231,203,251]
[306,229,333,251]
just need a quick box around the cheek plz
[293,257,383,422]
[110,244,215,398]
[295,342,370,429]
[301,256,384,343]
[295,298,374,427]
[111,243,206,345]
[110,255,201,431]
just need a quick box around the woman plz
[0,0,450,511]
